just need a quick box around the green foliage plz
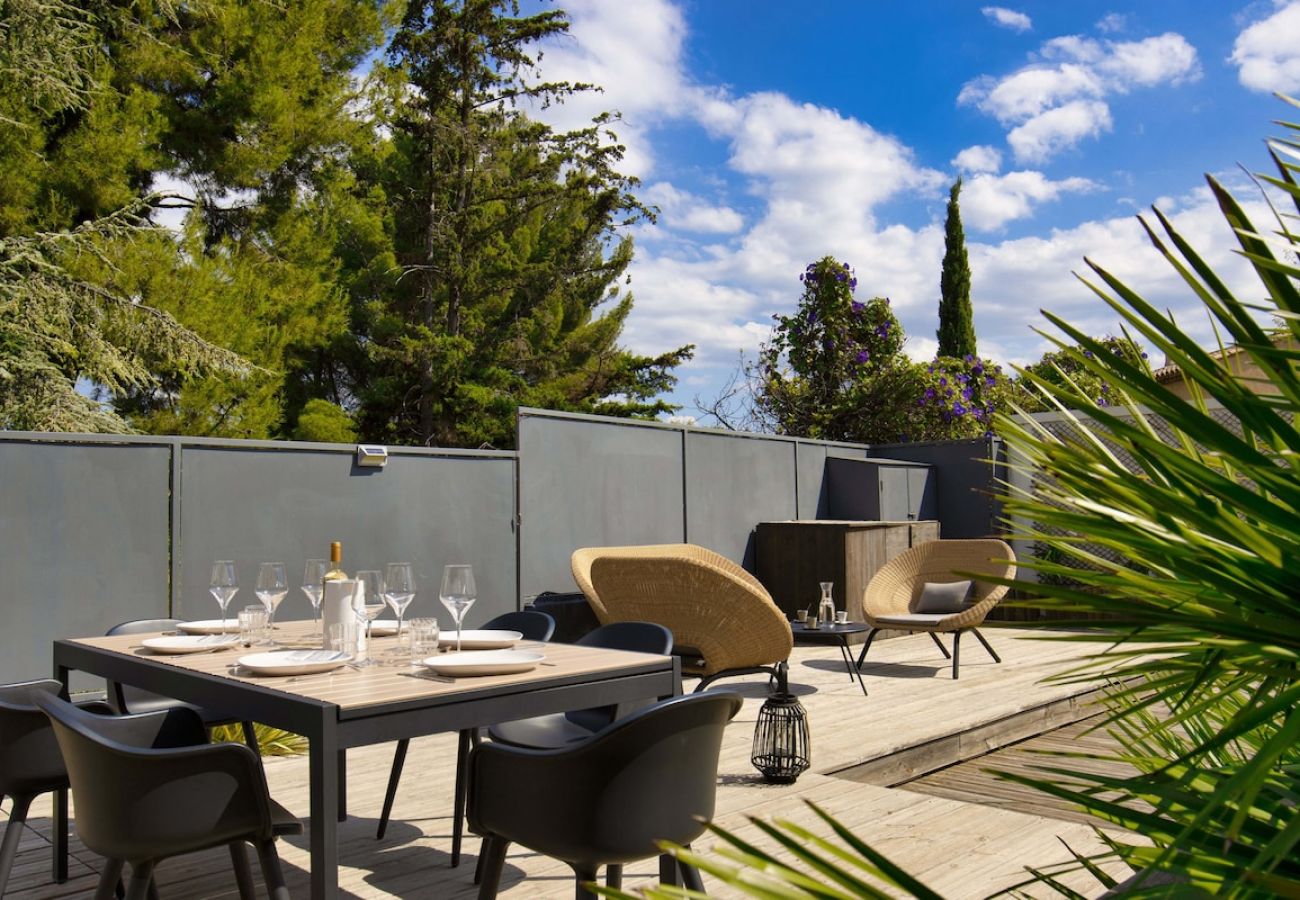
[755,256,1010,442]
[1014,334,1149,414]
[335,0,691,448]
[937,178,976,360]
[293,399,357,443]
[209,722,308,757]
[0,198,249,432]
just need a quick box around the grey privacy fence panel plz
[176,442,518,628]
[518,411,687,597]
[869,437,1006,538]
[794,442,871,519]
[683,431,800,567]
[516,408,876,597]
[0,434,172,683]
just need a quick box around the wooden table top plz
[65,624,673,712]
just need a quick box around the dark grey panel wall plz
[0,438,171,683]
[519,413,685,597]
[869,437,1004,538]
[684,432,798,567]
[795,442,867,519]
[178,446,517,628]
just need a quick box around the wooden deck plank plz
[6,628,1131,898]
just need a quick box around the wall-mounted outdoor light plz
[355,444,389,468]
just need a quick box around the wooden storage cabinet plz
[755,520,939,623]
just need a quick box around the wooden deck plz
[4,627,1133,898]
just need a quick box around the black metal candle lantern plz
[751,678,811,783]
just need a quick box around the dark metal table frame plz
[53,638,682,899]
[790,622,870,695]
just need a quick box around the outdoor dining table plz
[52,624,683,899]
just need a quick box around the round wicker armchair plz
[572,544,793,691]
[856,538,1016,679]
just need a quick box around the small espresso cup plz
[795,608,809,623]
[835,610,849,625]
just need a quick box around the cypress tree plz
[937,178,977,359]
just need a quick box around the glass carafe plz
[818,581,835,625]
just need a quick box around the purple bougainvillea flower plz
[953,401,967,416]
[1141,352,1148,358]
[843,262,851,270]
[985,376,995,386]
[924,388,936,399]
[808,311,818,323]
[962,387,973,400]
[1083,349,1094,358]
[849,278,858,290]
[1098,397,1109,407]
[855,350,870,363]
[964,354,974,363]
[851,301,864,315]
[939,377,947,386]
[971,364,983,376]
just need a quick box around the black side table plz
[790,621,870,696]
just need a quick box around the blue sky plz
[530,1,1300,421]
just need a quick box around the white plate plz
[177,619,241,635]
[237,650,354,677]
[422,650,545,677]
[141,634,241,655]
[369,619,400,636]
[436,629,523,650]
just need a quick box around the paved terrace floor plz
[4,626,1133,898]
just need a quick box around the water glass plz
[239,605,268,647]
[329,622,359,658]
[408,617,440,664]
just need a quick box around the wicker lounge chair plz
[572,544,793,691]
[855,538,1016,679]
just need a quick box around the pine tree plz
[937,178,976,359]
[0,3,250,432]
[343,0,691,448]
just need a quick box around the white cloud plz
[1231,1,1300,93]
[960,170,1099,231]
[953,145,1003,174]
[961,32,1199,162]
[982,6,1032,32]
[534,1,1262,414]
[1096,13,1128,34]
[641,183,744,234]
[1008,100,1113,163]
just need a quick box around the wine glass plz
[439,564,476,653]
[354,570,387,667]
[384,562,416,639]
[255,562,289,642]
[302,559,327,636]
[209,560,239,630]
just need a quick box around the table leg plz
[838,639,868,696]
[53,663,70,883]
[308,716,339,900]
[337,750,347,822]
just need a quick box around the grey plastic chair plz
[488,621,673,748]
[106,619,260,752]
[469,691,743,899]
[374,609,557,861]
[0,679,115,896]
[34,692,301,900]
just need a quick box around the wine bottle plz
[323,541,347,582]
